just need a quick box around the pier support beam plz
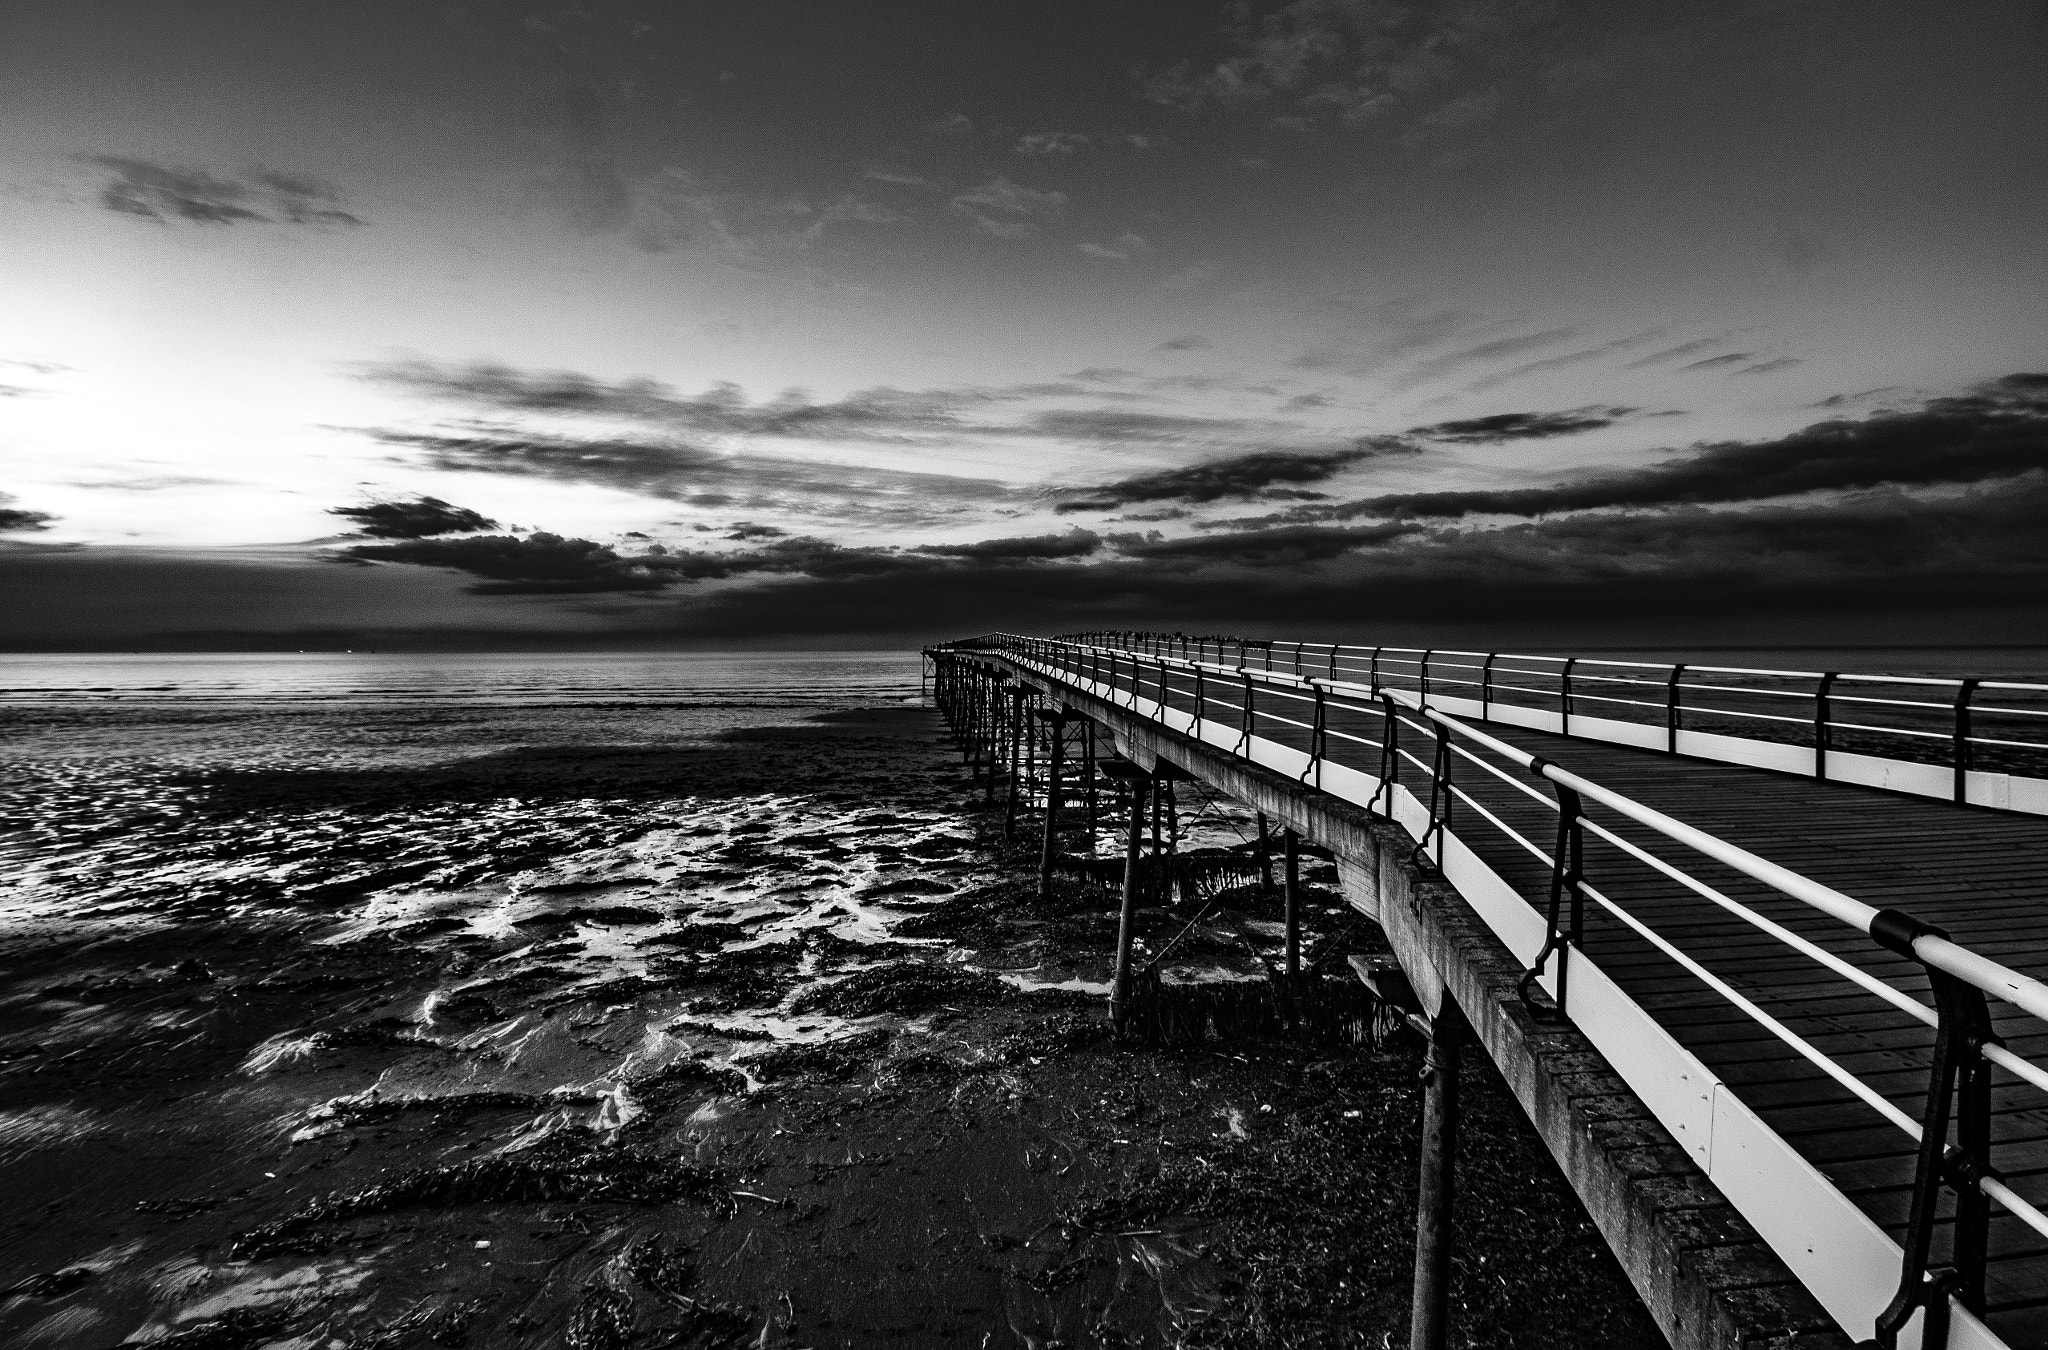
[1109,769,1150,1035]
[1037,708,1070,900]
[1282,828,1302,979]
[1411,998,1468,1350]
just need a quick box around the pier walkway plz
[925,633,2048,1350]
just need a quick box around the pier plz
[924,633,2048,1350]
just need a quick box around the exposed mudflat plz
[0,696,1659,1348]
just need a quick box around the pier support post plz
[1004,687,1025,838]
[1283,827,1301,966]
[1110,774,1150,1035]
[1037,709,1069,900]
[1411,998,1468,1350]
[1256,811,1275,891]
[1083,721,1098,854]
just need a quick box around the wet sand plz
[0,698,1659,1348]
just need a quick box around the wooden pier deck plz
[1441,722,2048,1345]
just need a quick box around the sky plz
[2,0,2045,650]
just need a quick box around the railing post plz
[1370,647,1383,692]
[1480,653,1496,720]
[1410,722,1453,870]
[1420,647,1433,700]
[1369,693,1400,815]
[1517,778,1584,1022]
[1192,665,1206,740]
[1666,664,1686,754]
[1301,682,1327,789]
[1953,678,1981,804]
[1815,671,1838,780]
[1239,668,1255,754]
[1560,657,1578,736]
[1862,909,1997,1350]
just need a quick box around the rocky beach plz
[0,659,1658,1349]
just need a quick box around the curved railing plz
[1054,632,2048,815]
[935,631,2048,1350]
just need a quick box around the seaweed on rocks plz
[637,922,749,952]
[312,1088,604,1127]
[788,960,1008,1018]
[115,1307,291,1349]
[738,1029,893,1084]
[989,1011,1113,1064]
[631,1057,749,1105]
[225,1138,734,1260]
[1123,972,1381,1050]
[622,1234,696,1304]
[565,1285,635,1350]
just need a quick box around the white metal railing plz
[935,632,2048,1350]
[1058,632,2048,816]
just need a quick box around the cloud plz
[89,157,365,227]
[338,532,770,594]
[1113,522,1423,562]
[365,429,1015,530]
[1390,327,1579,391]
[1735,357,1803,377]
[1137,0,1567,138]
[0,493,54,533]
[247,169,367,226]
[1287,303,1475,377]
[362,358,1236,450]
[1622,337,1726,369]
[1015,132,1089,155]
[1052,439,1418,512]
[929,112,974,137]
[1223,373,2048,522]
[360,360,996,442]
[1078,232,1149,261]
[912,529,1102,560]
[1023,409,1262,443]
[1156,334,1212,351]
[949,177,1067,239]
[328,496,501,539]
[1677,352,1752,372]
[1408,406,1639,444]
[1462,329,1667,393]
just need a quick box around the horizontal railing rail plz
[933,631,2048,1350]
[1052,631,2048,816]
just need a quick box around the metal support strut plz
[1517,772,1584,1022]
[1861,908,1999,1350]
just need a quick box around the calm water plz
[0,649,928,706]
